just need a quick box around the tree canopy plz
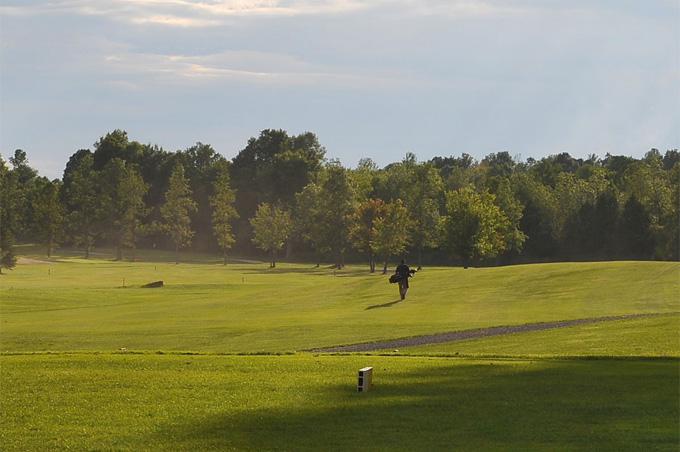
[3,129,677,267]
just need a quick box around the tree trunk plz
[333,248,343,269]
[382,255,389,274]
[85,244,90,259]
[175,243,179,264]
[417,246,423,270]
[116,241,123,261]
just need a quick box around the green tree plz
[178,143,230,251]
[623,156,674,258]
[0,157,18,272]
[316,163,358,269]
[99,158,149,261]
[618,195,654,259]
[512,172,560,259]
[31,178,65,257]
[210,172,238,265]
[250,203,292,268]
[231,129,325,253]
[441,186,510,266]
[63,152,98,258]
[371,199,413,274]
[350,198,386,273]
[161,165,197,264]
[487,177,526,258]
[294,183,328,267]
[401,162,443,269]
[92,129,142,171]
[8,149,38,241]
[351,158,380,200]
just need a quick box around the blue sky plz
[1,0,678,180]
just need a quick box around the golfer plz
[395,259,411,300]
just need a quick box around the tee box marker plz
[357,367,373,392]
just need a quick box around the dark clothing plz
[395,263,410,299]
[395,263,410,279]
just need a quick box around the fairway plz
[1,252,678,451]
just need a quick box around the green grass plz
[394,313,680,357]
[2,251,678,354]
[1,249,678,451]
[2,354,678,452]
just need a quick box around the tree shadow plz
[365,299,403,310]
[150,359,678,452]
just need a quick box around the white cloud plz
[93,48,414,90]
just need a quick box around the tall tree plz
[31,178,65,257]
[179,143,230,251]
[161,165,197,264]
[99,158,149,261]
[487,176,526,258]
[441,186,510,266]
[316,163,358,269]
[92,129,137,170]
[231,129,325,254]
[63,152,98,258]
[8,149,38,241]
[513,172,560,259]
[0,157,18,272]
[401,161,443,269]
[250,203,292,268]
[350,198,386,273]
[210,172,238,265]
[618,195,654,259]
[294,182,328,266]
[371,199,413,274]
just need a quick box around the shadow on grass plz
[365,299,404,310]
[154,359,679,452]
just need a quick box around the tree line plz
[1,128,678,272]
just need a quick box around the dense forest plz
[1,128,678,272]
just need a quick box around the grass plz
[1,248,678,451]
[2,354,677,452]
[2,250,677,354]
[394,313,680,357]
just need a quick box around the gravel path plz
[307,313,665,352]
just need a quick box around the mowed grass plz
[2,354,678,452]
[2,250,678,353]
[1,250,679,451]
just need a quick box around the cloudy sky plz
[1,0,678,179]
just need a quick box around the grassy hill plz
[2,250,677,355]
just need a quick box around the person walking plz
[395,258,411,300]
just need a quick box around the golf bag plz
[388,268,416,284]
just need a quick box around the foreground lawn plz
[2,354,678,452]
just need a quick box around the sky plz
[1,0,678,180]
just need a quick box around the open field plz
[1,248,678,451]
[2,248,678,354]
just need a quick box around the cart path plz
[306,313,670,353]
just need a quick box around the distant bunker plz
[141,281,164,288]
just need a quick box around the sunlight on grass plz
[2,251,678,451]
[2,354,678,452]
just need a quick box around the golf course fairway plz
[1,251,678,451]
